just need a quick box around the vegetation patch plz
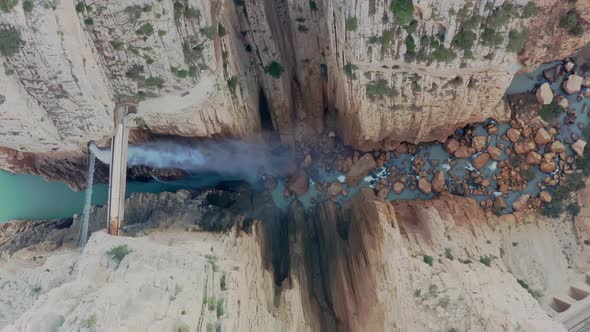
[125,64,145,80]
[124,5,143,22]
[390,0,414,26]
[507,28,529,53]
[309,1,318,11]
[370,30,394,47]
[264,61,284,78]
[22,0,33,13]
[481,27,503,47]
[560,9,583,35]
[452,30,476,51]
[366,79,396,100]
[106,245,132,264]
[343,63,358,78]
[200,25,216,40]
[521,1,539,18]
[444,248,454,260]
[479,255,494,267]
[136,23,154,36]
[345,17,358,31]
[144,76,164,88]
[0,0,17,13]
[0,29,21,57]
[423,255,434,266]
[84,17,94,26]
[404,35,416,61]
[432,46,456,63]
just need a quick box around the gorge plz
[2,0,590,331]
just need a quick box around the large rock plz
[472,136,487,152]
[550,141,566,153]
[514,139,536,155]
[418,177,432,195]
[507,128,521,143]
[563,75,583,94]
[534,128,552,146]
[327,181,344,197]
[540,161,557,173]
[346,154,377,186]
[539,191,552,203]
[535,83,553,105]
[432,170,446,193]
[525,151,542,165]
[454,146,476,159]
[487,146,502,160]
[472,153,490,170]
[556,96,569,109]
[288,170,309,196]
[543,64,563,82]
[512,195,530,212]
[393,182,405,194]
[572,140,587,157]
[444,138,460,154]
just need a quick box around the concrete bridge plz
[106,98,136,236]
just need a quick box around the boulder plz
[539,191,552,203]
[472,136,487,151]
[525,151,542,165]
[472,153,490,170]
[563,74,583,94]
[583,76,590,88]
[534,128,552,145]
[346,154,377,186]
[327,181,343,197]
[418,177,432,195]
[565,61,575,73]
[540,161,557,173]
[512,195,530,212]
[514,139,536,155]
[377,188,390,199]
[550,141,566,153]
[487,146,502,160]
[454,146,475,159]
[287,170,309,196]
[535,83,553,105]
[507,128,521,143]
[543,64,563,82]
[444,138,460,154]
[543,152,555,162]
[494,197,507,209]
[557,96,569,109]
[393,182,405,194]
[432,170,446,193]
[572,139,587,157]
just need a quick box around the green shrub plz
[390,0,414,26]
[125,64,144,80]
[200,25,216,39]
[538,100,559,122]
[366,79,396,100]
[560,9,583,35]
[144,76,164,88]
[124,5,143,21]
[84,17,94,26]
[22,0,33,13]
[218,23,227,37]
[0,29,21,57]
[481,27,503,47]
[479,255,494,267]
[423,255,434,266]
[522,1,539,18]
[414,289,421,297]
[158,30,167,37]
[374,30,394,47]
[220,273,227,290]
[517,279,529,289]
[345,16,358,31]
[75,2,86,12]
[428,284,438,296]
[343,63,357,78]
[206,323,213,332]
[432,46,456,63]
[567,202,581,216]
[0,0,17,12]
[520,167,535,182]
[297,24,308,32]
[173,1,184,19]
[106,245,132,264]
[264,61,283,78]
[507,28,529,53]
[452,30,476,51]
[80,315,96,329]
[177,324,189,332]
[136,23,154,36]
[142,5,152,12]
[176,69,189,78]
[216,298,224,317]
[207,297,216,311]
[227,76,238,94]
[309,0,318,11]
[405,19,418,34]
[487,2,514,28]
[110,40,123,50]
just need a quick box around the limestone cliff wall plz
[1,0,589,177]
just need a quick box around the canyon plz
[2,0,590,331]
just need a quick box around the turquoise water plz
[0,171,188,222]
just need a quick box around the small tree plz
[452,30,476,51]
[521,1,539,18]
[106,245,132,264]
[264,61,284,78]
[507,28,529,53]
[0,29,21,57]
[423,255,434,266]
[345,17,358,31]
[390,0,414,26]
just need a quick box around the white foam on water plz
[488,161,497,172]
[337,175,346,183]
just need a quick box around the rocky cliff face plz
[2,187,588,331]
[1,0,589,179]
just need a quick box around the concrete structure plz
[553,274,590,331]
[106,99,136,236]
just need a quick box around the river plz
[0,61,588,222]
